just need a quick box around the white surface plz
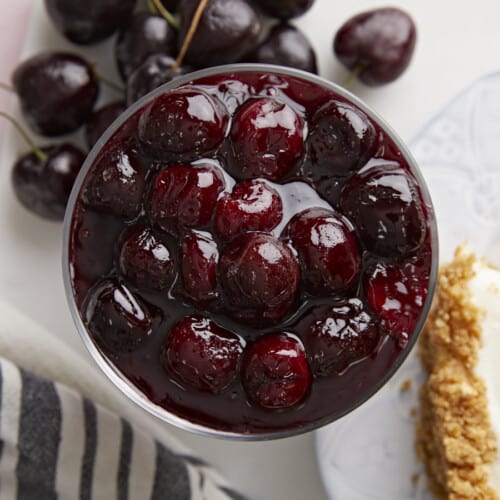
[3,1,500,499]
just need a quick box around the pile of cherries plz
[4,0,417,221]
[69,70,433,433]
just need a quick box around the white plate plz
[315,71,500,499]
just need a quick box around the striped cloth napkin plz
[0,301,245,500]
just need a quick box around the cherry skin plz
[148,162,225,236]
[364,260,428,349]
[242,333,311,409]
[214,180,283,241]
[162,316,244,394]
[284,208,361,296]
[219,232,300,325]
[115,13,177,81]
[306,299,380,376]
[12,144,85,221]
[44,0,136,45]
[308,99,377,178]
[252,0,315,20]
[85,279,155,353]
[244,23,317,74]
[334,7,417,86]
[138,88,229,162]
[118,225,175,291]
[126,55,190,106]
[82,142,147,220]
[85,100,126,150]
[339,164,427,257]
[12,52,99,137]
[229,97,305,181]
[178,0,261,68]
[180,230,219,304]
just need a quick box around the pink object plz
[0,1,33,139]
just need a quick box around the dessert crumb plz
[410,407,417,418]
[400,379,412,392]
[416,246,499,499]
[411,473,419,485]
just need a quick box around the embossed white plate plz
[315,71,500,499]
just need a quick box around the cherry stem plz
[172,0,209,73]
[0,82,14,93]
[90,65,125,94]
[0,111,47,162]
[342,64,364,89]
[151,0,179,29]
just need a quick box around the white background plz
[1,1,500,499]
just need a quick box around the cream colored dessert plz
[417,246,500,499]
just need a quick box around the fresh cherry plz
[177,0,261,67]
[115,13,178,81]
[228,97,305,181]
[180,230,219,304]
[306,299,380,376]
[334,7,417,86]
[364,260,428,348]
[126,55,190,106]
[242,333,311,409]
[12,143,85,220]
[85,279,155,353]
[138,88,229,161]
[12,52,99,137]
[148,162,225,236]
[162,315,244,394]
[118,225,175,291]
[340,163,426,257]
[214,180,283,241]
[82,142,147,220]
[44,0,137,45]
[244,23,317,74]
[219,232,300,325]
[85,100,126,150]
[252,0,315,19]
[284,207,360,295]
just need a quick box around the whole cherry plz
[12,52,99,137]
[334,7,417,86]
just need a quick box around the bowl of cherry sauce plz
[63,64,438,439]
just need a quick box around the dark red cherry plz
[148,162,225,236]
[334,8,417,86]
[162,316,244,394]
[219,232,300,325]
[340,163,426,257]
[126,55,190,106]
[82,143,147,220]
[12,52,99,137]
[252,0,315,19]
[85,100,126,150]
[178,0,261,68]
[284,208,361,295]
[364,260,428,348]
[242,333,311,409]
[309,99,376,178]
[138,88,229,161]
[180,230,219,304]
[229,97,305,181]
[214,180,283,241]
[306,299,380,376]
[115,13,177,81]
[12,143,85,220]
[243,23,317,74]
[118,225,175,291]
[85,279,155,353]
[44,0,136,45]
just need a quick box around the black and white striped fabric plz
[0,357,245,500]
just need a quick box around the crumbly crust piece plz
[416,247,499,499]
